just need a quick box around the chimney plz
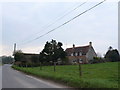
[89,42,92,46]
[73,44,75,48]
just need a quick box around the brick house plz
[65,42,97,64]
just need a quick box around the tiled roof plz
[65,45,90,56]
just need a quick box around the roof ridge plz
[66,45,90,49]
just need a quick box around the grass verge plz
[12,62,119,88]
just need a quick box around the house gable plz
[86,46,97,61]
[65,42,97,64]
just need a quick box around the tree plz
[2,56,14,64]
[50,40,66,72]
[39,39,66,71]
[14,50,26,66]
[14,50,24,62]
[104,47,120,62]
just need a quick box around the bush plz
[89,57,105,64]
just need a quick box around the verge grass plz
[12,62,119,88]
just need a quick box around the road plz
[2,64,69,89]
[0,66,2,90]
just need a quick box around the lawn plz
[12,62,119,88]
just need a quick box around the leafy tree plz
[2,56,14,64]
[14,50,26,66]
[39,39,66,71]
[14,50,24,62]
[105,47,120,62]
[50,40,66,72]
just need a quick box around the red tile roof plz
[65,45,91,56]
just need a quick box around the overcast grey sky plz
[0,0,118,56]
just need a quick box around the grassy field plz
[12,62,119,88]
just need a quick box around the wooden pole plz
[79,62,82,77]
[40,62,42,70]
[54,62,56,72]
[76,56,82,77]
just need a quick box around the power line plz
[18,1,88,45]
[20,0,106,46]
[41,1,87,29]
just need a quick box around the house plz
[65,42,97,64]
[23,53,39,63]
[14,53,39,66]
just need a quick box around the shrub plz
[89,57,105,64]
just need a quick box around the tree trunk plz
[54,62,56,72]
[79,63,82,77]
[40,62,42,70]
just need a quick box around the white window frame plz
[79,52,82,56]
[71,53,73,56]
[75,53,77,56]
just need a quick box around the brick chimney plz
[73,44,75,49]
[89,42,92,47]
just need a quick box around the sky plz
[0,0,118,57]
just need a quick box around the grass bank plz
[12,62,119,88]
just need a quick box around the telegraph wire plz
[40,1,87,29]
[18,1,88,45]
[19,0,106,46]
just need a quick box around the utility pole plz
[13,43,16,64]
[13,43,16,56]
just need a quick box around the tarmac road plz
[0,66,2,90]
[2,64,69,89]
